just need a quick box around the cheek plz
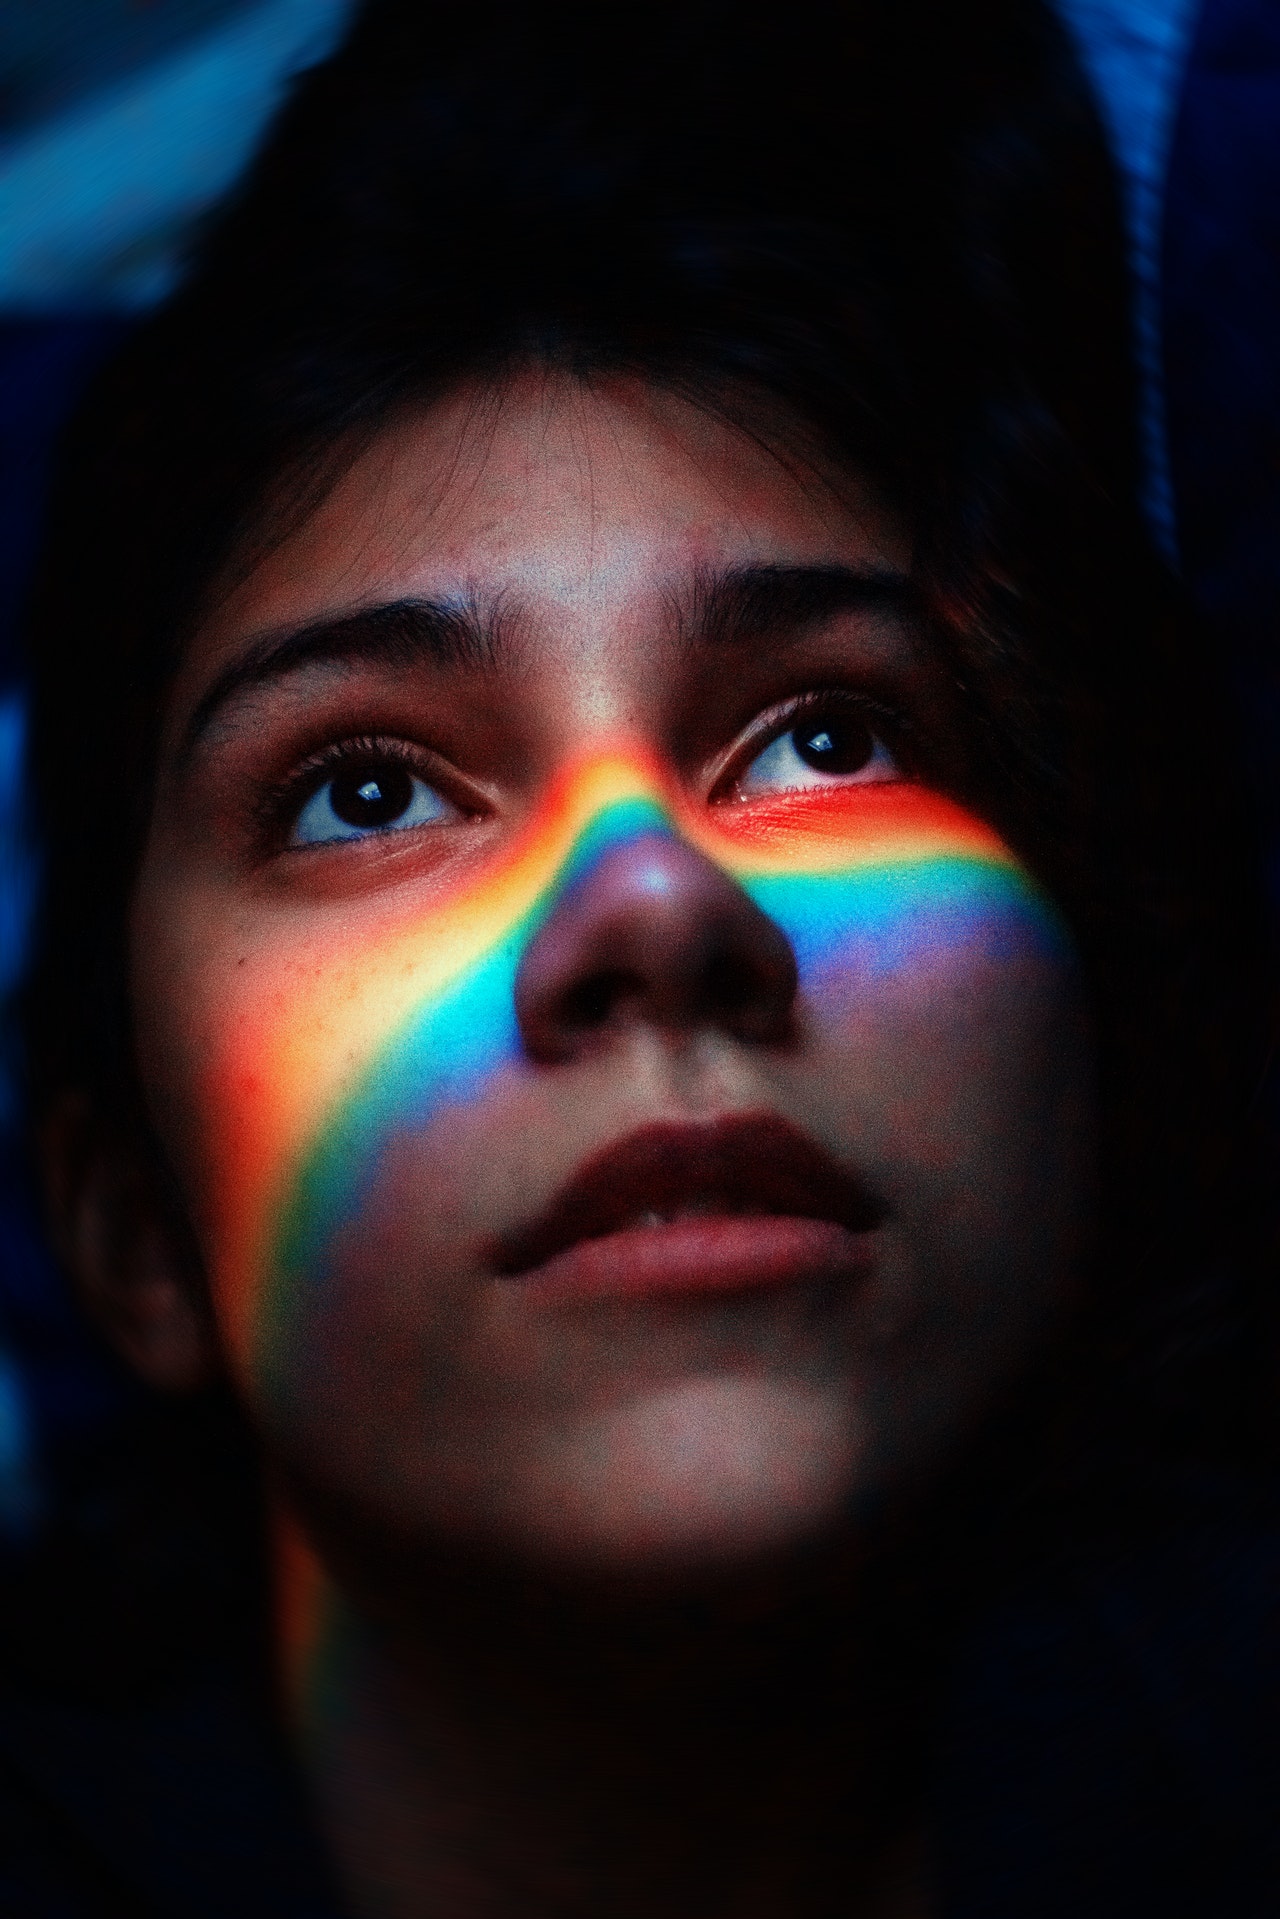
[136,933,527,1383]
[130,932,303,1370]
[760,859,1094,1270]
[753,864,1094,1488]
[754,854,1077,1091]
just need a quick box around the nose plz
[515,829,798,1062]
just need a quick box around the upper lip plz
[493,1112,886,1278]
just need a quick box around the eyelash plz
[257,734,446,842]
[712,688,913,799]
[257,688,914,848]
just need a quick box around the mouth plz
[492,1113,886,1302]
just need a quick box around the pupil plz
[331,764,414,828]
[793,714,874,775]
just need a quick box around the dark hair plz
[24,0,1276,1482]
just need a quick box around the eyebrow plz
[680,562,912,649]
[178,595,501,763]
[179,562,910,763]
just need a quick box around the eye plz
[291,761,455,845]
[736,705,899,798]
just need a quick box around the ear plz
[39,1091,222,1393]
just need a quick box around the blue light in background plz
[0,689,35,1131]
[0,1340,37,1539]
[1050,0,1201,560]
[0,0,358,311]
[0,680,40,1535]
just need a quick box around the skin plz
[66,369,1096,1915]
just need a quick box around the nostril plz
[703,945,797,1042]
[561,970,641,1031]
[705,953,759,1015]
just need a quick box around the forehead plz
[189,371,909,683]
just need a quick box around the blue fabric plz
[1048,0,1201,555]
[1162,0,1280,634]
[1161,0,1280,865]
[0,0,357,311]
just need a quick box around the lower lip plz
[511,1215,877,1302]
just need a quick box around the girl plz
[16,2,1276,1913]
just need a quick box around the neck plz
[279,1522,935,1919]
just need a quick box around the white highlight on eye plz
[291,772,452,845]
[737,719,899,797]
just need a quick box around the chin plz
[493,1374,867,1579]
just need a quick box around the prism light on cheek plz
[198,751,1067,1369]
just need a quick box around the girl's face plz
[132,372,1094,1578]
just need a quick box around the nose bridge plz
[514,771,797,1061]
[550,780,681,902]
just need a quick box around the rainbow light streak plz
[206,752,1062,1346]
